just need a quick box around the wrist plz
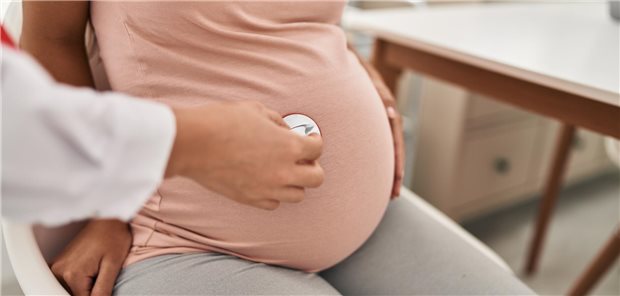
[165,108,188,178]
[164,107,215,178]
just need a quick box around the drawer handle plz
[493,157,511,175]
[572,134,585,151]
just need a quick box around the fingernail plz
[386,106,397,118]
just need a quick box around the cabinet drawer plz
[455,123,539,206]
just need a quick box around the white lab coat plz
[1,46,175,226]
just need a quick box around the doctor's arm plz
[2,48,325,223]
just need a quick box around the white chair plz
[2,221,86,295]
[3,188,512,295]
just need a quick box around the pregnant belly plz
[127,70,394,272]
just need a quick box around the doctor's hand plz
[166,101,324,210]
[50,219,131,296]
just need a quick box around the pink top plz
[91,1,394,272]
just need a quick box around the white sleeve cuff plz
[86,95,176,221]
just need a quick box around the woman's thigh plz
[320,197,534,295]
[114,253,339,295]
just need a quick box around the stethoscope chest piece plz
[283,113,321,136]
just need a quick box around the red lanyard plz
[1,25,17,48]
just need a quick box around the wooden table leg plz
[371,39,403,94]
[525,124,576,274]
[568,228,620,296]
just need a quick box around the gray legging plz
[114,197,533,295]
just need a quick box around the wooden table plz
[345,3,620,295]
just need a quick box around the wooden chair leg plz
[525,124,576,274]
[568,228,620,296]
[371,39,403,94]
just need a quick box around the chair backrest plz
[2,221,87,295]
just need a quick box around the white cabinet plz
[411,77,614,221]
[456,122,539,206]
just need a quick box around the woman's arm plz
[348,43,405,198]
[21,1,94,87]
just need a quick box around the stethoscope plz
[282,113,321,136]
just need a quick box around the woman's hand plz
[50,219,132,296]
[376,94,405,199]
[348,43,405,198]
[385,103,405,198]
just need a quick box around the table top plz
[344,3,619,107]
